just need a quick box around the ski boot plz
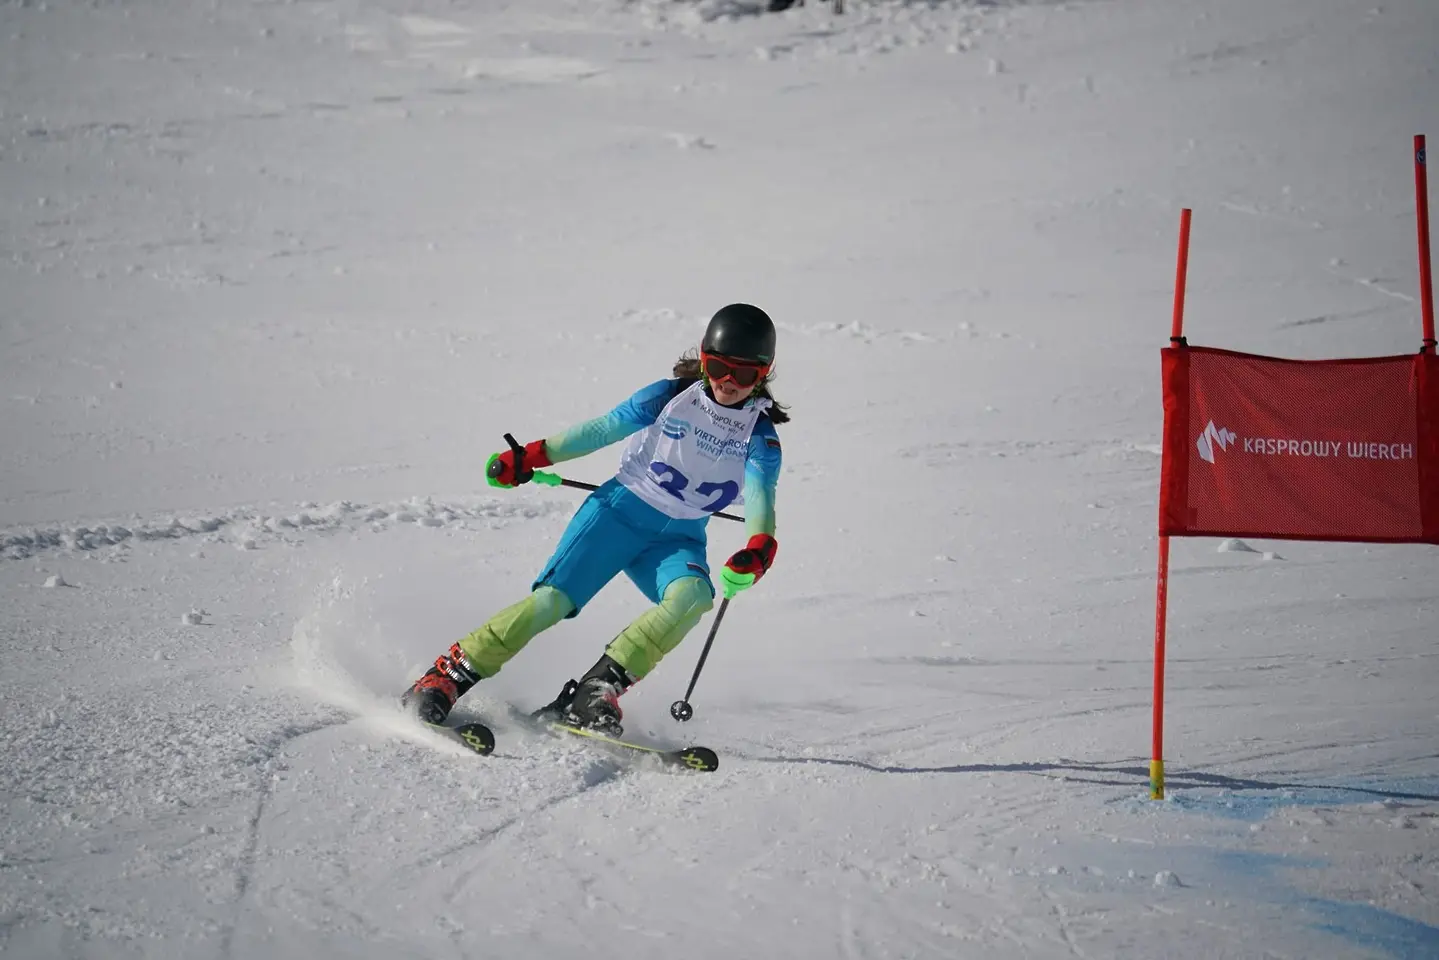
[400,643,480,725]
[533,655,634,737]
[531,678,579,725]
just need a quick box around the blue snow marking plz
[1148,774,1439,823]
[1110,776,1439,959]
[1210,848,1324,874]
[1310,898,1439,959]
[1210,851,1439,959]
[1165,786,1366,822]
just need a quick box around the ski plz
[546,722,719,772]
[426,720,496,756]
[413,712,716,772]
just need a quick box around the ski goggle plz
[701,352,771,388]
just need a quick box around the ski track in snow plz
[0,496,571,562]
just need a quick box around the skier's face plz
[700,352,768,406]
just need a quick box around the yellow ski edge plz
[548,722,666,754]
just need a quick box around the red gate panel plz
[1160,346,1439,543]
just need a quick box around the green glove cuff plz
[719,568,756,599]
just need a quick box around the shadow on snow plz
[751,754,1439,802]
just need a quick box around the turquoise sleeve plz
[543,379,680,464]
[743,420,782,537]
[543,414,642,464]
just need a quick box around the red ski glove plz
[486,439,552,488]
[720,534,778,598]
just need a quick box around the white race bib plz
[616,381,770,521]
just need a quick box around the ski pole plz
[669,597,729,722]
[487,433,745,523]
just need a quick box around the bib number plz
[648,461,740,514]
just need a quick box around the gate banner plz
[1160,346,1439,543]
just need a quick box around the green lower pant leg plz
[457,585,575,677]
[605,577,715,681]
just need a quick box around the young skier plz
[401,303,787,736]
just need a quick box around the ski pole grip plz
[486,432,534,485]
[503,433,524,469]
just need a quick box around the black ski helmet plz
[701,304,776,365]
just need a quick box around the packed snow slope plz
[3,0,1438,957]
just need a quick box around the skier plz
[401,303,787,736]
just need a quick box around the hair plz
[674,349,790,425]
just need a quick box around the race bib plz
[615,381,769,520]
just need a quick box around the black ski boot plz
[400,643,481,725]
[534,655,634,737]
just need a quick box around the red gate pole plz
[1152,537,1171,800]
[1416,135,1435,351]
[1152,208,1192,800]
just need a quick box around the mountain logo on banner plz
[1196,420,1238,464]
